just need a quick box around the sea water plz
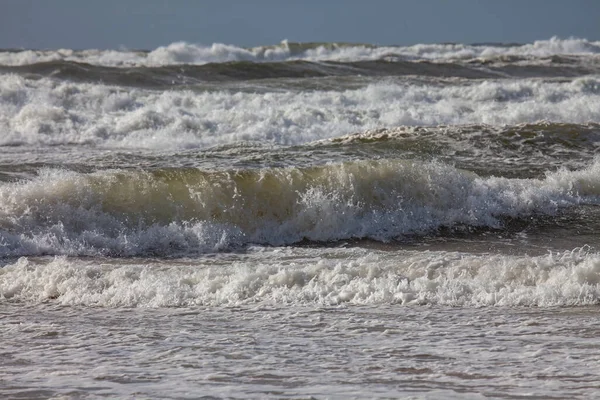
[1,38,600,399]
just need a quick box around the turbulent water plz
[2,37,600,399]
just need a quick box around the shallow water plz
[3,303,600,399]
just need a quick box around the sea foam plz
[2,246,599,307]
[1,75,600,149]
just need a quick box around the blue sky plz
[2,0,599,49]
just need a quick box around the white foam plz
[1,37,599,67]
[2,246,599,307]
[1,74,600,149]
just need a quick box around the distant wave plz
[1,159,599,257]
[2,55,599,88]
[0,59,500,87]
[1,37,600,67]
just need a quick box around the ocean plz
[1,37,600,399]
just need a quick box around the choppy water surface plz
[1,38,600,399]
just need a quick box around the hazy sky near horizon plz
[2,0,599,50]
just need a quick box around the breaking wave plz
[1,159,599,257]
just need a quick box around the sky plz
[1,0,599,50]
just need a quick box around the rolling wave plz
[319,122,600,177]
[1,159,599,257]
